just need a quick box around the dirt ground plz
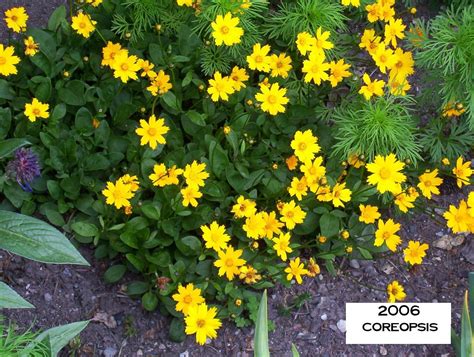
[1,1,473,356]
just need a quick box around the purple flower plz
[6,148,41,192]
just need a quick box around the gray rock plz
[44,293,52,302]
[336,319,346,333]
[349,260,360,269]
[379,346,388,355]
[179,351,189,357]
[103,347,118,357]
[321,313,328,321]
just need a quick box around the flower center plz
[311,65,319,73]
[196,319,206,328]
[383,231,391,240]
[396,61,403,68]
[298,142,307,151]
[255,55,263,63]
[33,108,41,116]
[297,182,305,191]
[79,22,86,29]
[11,15,18,21]
[221,26,229,34]
[276,61,283,68]
[267,95,277,104]
[147,127,157,136]
[121,63,129,71]
[286,211,294,218]
[424,180,431,187]
[380,54,387,62]
[225,258,234,267]
[183,295,193,304]
[0,57,6,65]
[379,167,391,179]
[334,190,341,198]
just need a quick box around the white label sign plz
[346,303,451,344]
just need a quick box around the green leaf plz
[51,103,67,122]
[48,5,67,31]
[142,292,158,311]
[176,235,202,256]
[0,138,30,159]
[186,110,207,126]
[33,320,89,356]
[104,264,127,283]
[357,247,373,260]
[319,213,340,238]
[254,290,270,357]
[71,222,99,237]
[0,211,89,265]
[161,91,181,113]
[0,107,11,140]
[0,79,14,100]
[209,141,229,179]
[0,281,34,309]
[460,291,472,357]
[126,281,149,296]
[169,317,186,342]
[291,343,301,357]
[58,80,86,106]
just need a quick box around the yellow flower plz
[24,36,39,56]
[384,18,406,48]
[135,115,169,149]
[86,0,103,7]
[300,157,326,192]
[239,265,261,284]
[417,169,443,199]
[149,164,183,187]
[111,52,140,83]
[102,180,133,209]
[389,48,414,82]
[365,3,382,23]
[380,3,395,22]
[284,257,308,284]
[177,0,193,6]
[359,73,385,100]
[208,72,234,102]
[387,281,406,303]
[0,44,20,76]
[314,27,334,52]
[185,304,222,345]
[468,192,474,217]
[211,12,243,46]
[101,42,126,67]
[201,221,231,252]
[359,204,381,224]
[71,12,96,38]
[273,232,293,261]
[246,43,271,72]
[328,59,351,87]
[359,29,381,56]
[443,200,474,233]
[24,98,50,122]
[410,7,417,14]
[341,0,360,6]
[302,50,330,85]
[388,76,411,96]
[183,161,209,188]
[269,53,292,78]
[331,182,352,208]
[348,153,365,168]
[442,158,450,166]
[407,186,420,200]
[280,200,306,230]
[243,212,266,239]
[119,174,139,192]
[403,241,428,266]
[261,211,283,239]
[296,32,316,56]
[137,59,156,78]
[4,7,28,33]
[452,157,472,188]
[374,218,401,252]
[286,155,298,171]
[316,185,332,202]
[229,66,249,91]
[231,196,257,218]
[147,70,172,96]
[255,82,289,116]
[393,189,415,213]
[291,129,320,163]
[366,154,406,194]
[372,45,395,74]
[214,246,246,280]
[307,257,321,277]
[172,283,205,316]
[181,185,203,207]
[288,176,308,200]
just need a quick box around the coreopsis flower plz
[0,44,20,76]
[229,66,248,91]
[269,53,292,78]
[442,101,466,117]
[177,0,193,6]
[86,0,103,7]
[214,246,246,280]
[296,32,316,55]
[239,265,261,284]
[172,283,205,315]
[387,281,406,303]
[388,76,411,96]
[410,7,417,14]
[374,218,401,252]
[211,12,243,46]
[286,155,298,171]
[24,98,49,122]
[379,3,395,22]
[273,232,293,261]
[341,0,360,6]
[384,18,406,48]
[366,154,406,194]
[443,200,474,233]
[359,204,381,224]
[183,161,209,188]
[372,45,395,74]
[243,212,267,239]
[302,51,330,85]
[102,180,133,209]
[359,73,385,100]
[291,129,321,162]
[348,153,365,168]
[453,157,472,188]
[231,196,257,218]
[149,163,183,187]
[101,42,126,67]
[246,43,271,72]
[147,70,172,96]
[261,211,283,239]
[185,304,222,345]
[207,72,234,101]
[331,182,352,208]
[119,174,139,192]
[6,148,41,192]
[71,12,96,38]
[316,185,332,202]
[403,241,429,266]
[366,3,382,23]
[255,82,289,115]
[328,59,351,87]
[201,221,231,252]
[417,169,443,199]
[24,37,39,56]
[307,257,321,277]
[288,176,308,200]
[135,115,170,149]
[181,185,203,207]
[300,157,326,192]
[393,189,415,213]
[4,7,28,33]
[284,257,309,284]
[359,29,381,55]
[280,200,306,230]
[390,48,414,82]
[442,158,450,166]
[407,186,420,200]
[137,59,156,78]
[111,52,140,83]
[314,27,334,52]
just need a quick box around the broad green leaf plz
[0,79,15,100]
[33,320,89,356]
[169,317,186,342]
[0,211,89,265]
[48,5,66,31]
[104,264,127,283]
[319,213,340,238]
[0,107,11,140]
[291,343,301,357]
[0,139,30,159]
[142,292,158,311]
[254,290,270,357]
[0,281,34,309]
[71,222,99,237]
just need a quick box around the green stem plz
[151,95,159,116]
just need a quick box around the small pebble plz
[379,346,388,355]
[349,260,360,269]
[44,293,52,302]
[336,319,346,333]
[179,351,189,357]
[103,347,117,357]
[321,313,328,321]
